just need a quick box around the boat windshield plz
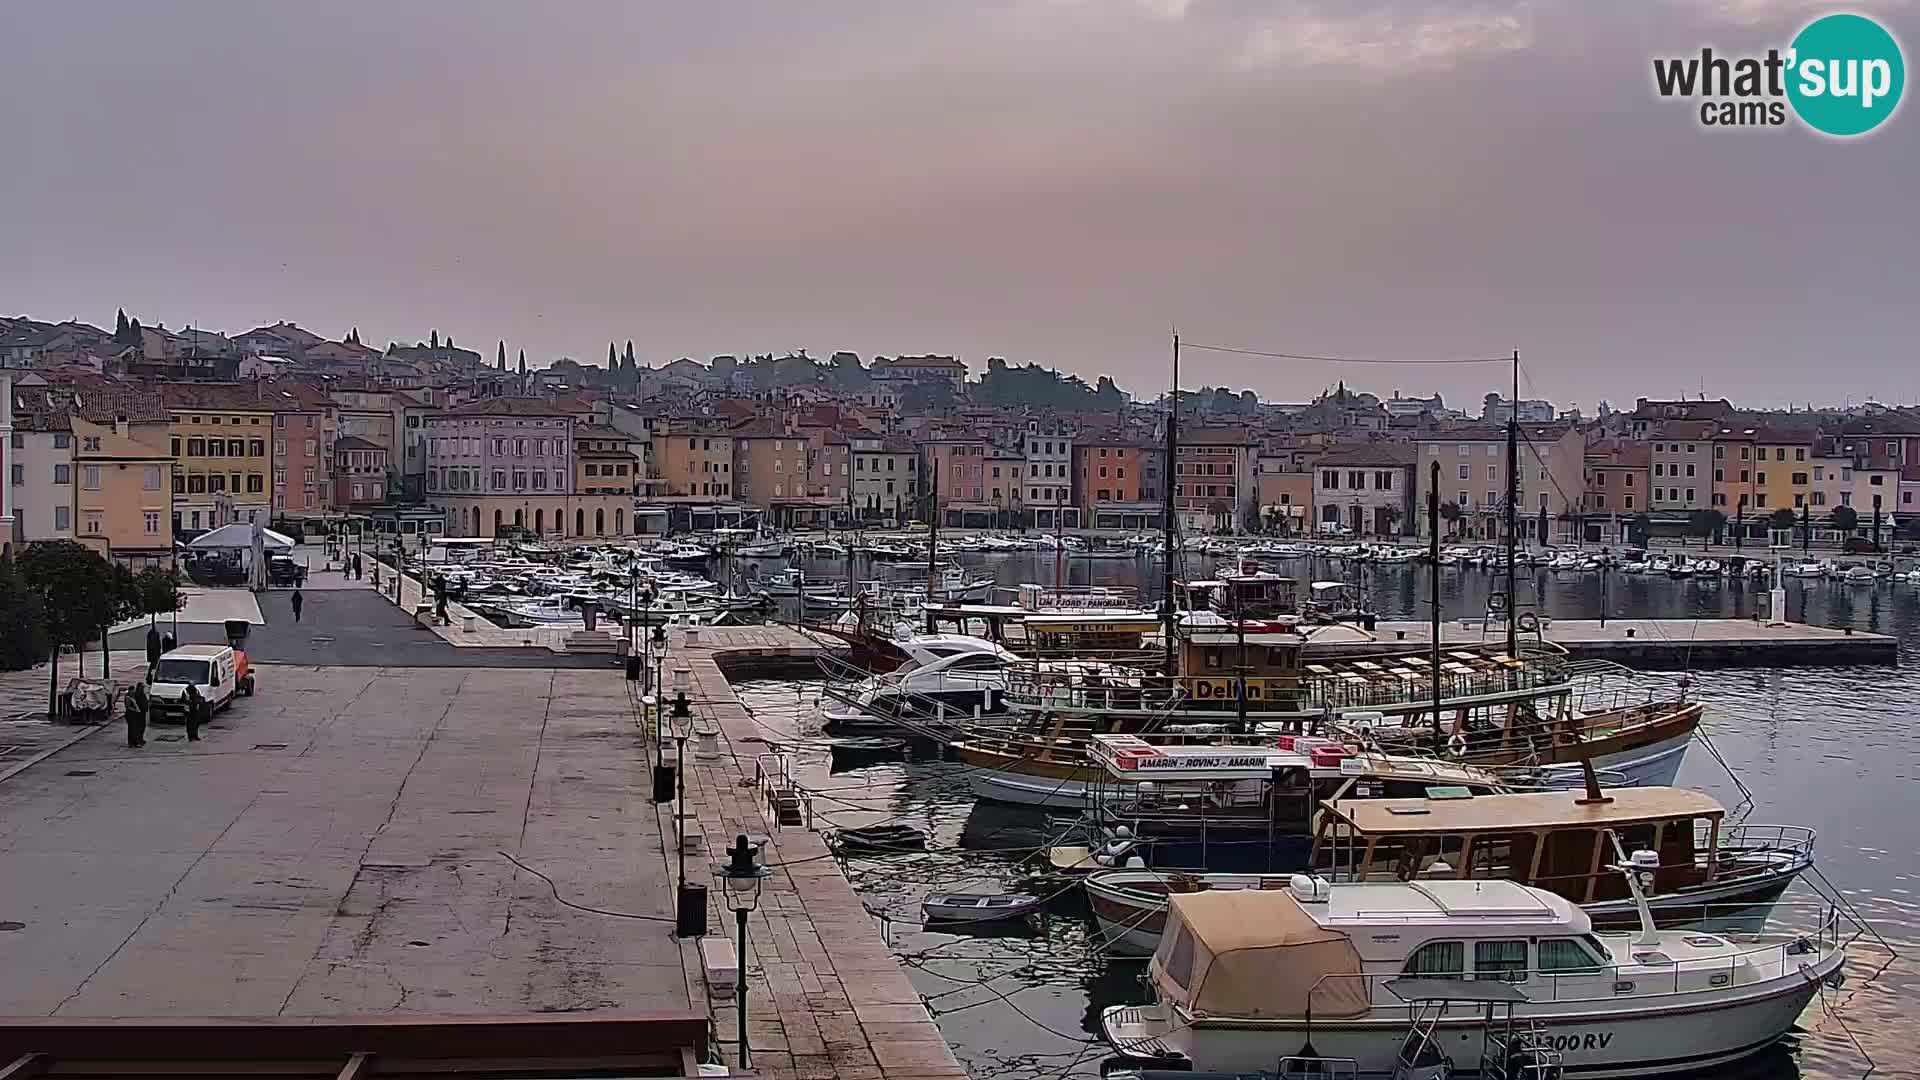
[154,658,211,685]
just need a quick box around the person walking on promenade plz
[183,683,204,742]
[145,624,163,676]
[291,587,305,623]
[125,681,148,748]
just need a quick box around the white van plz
[149,645,251,719]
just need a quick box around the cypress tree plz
[497,341,507,370]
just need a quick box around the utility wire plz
[1184,342,1513,366]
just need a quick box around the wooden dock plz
[1315,618,1897,668]
[667,626,971,1080]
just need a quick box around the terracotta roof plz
[1182,426,1255,446]
[575,424,631,439]
[440,397,576,418]
[1314,443,1416,467]
[154,382,276,411]
[332,435,384,452]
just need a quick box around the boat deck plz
[1312,618,1896,668]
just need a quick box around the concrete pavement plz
[0,662,688,1018]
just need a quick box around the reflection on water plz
[729,552,1920,1079]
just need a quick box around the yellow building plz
[654,425,735,498]
[160,385,274,530]
[1710,425,1815,518]
[72,417,173,565]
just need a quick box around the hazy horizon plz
[3,1,1916,412]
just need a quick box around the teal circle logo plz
[1787,13,1905,136]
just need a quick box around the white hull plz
[1106,957,1839,1077]
[966,767,1090,809]
[1531,727,1694,789]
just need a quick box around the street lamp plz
[713,834,772,1071]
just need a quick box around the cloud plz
[1675,0,1911,28]
[1235,5,1534,74]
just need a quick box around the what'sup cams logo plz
[1654,12,1905,136]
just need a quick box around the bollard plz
[462,614,476,633]
[1625,628,1636,638]
[685,624,701,646]
[694,727,722,761]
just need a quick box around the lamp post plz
[714,834,771,1071]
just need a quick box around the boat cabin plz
[1176,567,1299,621]
[1021,612,1163,658]
[1312,787,1729,905]
[1173,631,1306,711]
[1087,734,1505,872]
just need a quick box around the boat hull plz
[1102,952,1841,1077]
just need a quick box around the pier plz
[1317,617,1898,668]
[0,572,960,1079]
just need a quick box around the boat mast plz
[1162,333,1180,679]
[846,459,858,612]
[1428,459,1443,747]
[925,457,940,632]
[1505,349,1519,658]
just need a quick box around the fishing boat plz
[1086,785,1814,955]
[833,824,927,853]
[1100,871,1850,1076]
[955,622,1696,808]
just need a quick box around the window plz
[1403,941,1465,980]
[228,439,244,457]
[1538,938,1606,975]
[144,511,161,535]
[52,432,70,449]
[1457,490,1468,507]
[1487,464,1497,481]
[1871,474,1886,486]
[1653,463,1664,477]
[1475,939,1529,982]
[1116,466,1125,479]
[1791,472,1808,485]
[1796,447,1807,461]
[1457,464,1469,480]
[1740,447,1750,460]
[247,474,264,494]
[1539,492,1549,508]
[1756,471,1766,485]
[303,467,315,484]
[1685,463,1696,477]
[1457,445,1470,457]
[1794,493,1805,508]
[304,439,316,455]
[492,469,506,489]
[1485,490,1496,506]
[249,439,265,457]
[1756,494,1768,507]
[187,437,206,456]
[142,466,161,490]
[1813,491,1827,506]
[1841,491,1853,506]
[1624,495,1635,509]
[8,464,18,486]
[54,506,70,531]
[1595,493,1608,509]
[81,465,100,490]
[53,463,70,485]
[1322,470,1339,489]
[1624,474,1634,487]
[208,474,226,493]
[1714,468,1724,482]
[1714,444,1726,459]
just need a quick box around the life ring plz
[1486,593,1509,613]
[1517,611,1541,633]
[1447,731,1468,757]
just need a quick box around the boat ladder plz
[1481,1009,1561,1080]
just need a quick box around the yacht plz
[819,634,1020,736]
[1101,871,1848,1077]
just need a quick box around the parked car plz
[1843,537,1883,554]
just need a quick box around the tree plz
[1830,504,1859,534]
[0,552,47,672]
[130,565,185,629]
[624,340,636,369]
[1769,507,1797,532]
[1688,509,1726,546]
[114,308,130,341]
[1439,501,1464,538]
[608,341,618,368]
[517,349,526,375]
[1383,504,1406,537]
[430,330,439,349]
[1627,512,1652,547]
[17,541,122,718]
[497,340,507,370]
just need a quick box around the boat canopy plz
[1150,890,1371,1021]
[1324,786,1725,836]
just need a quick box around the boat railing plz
[1705,823,1817,861]
[1288,913,1849,1019]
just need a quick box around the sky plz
[2,0,1917,412]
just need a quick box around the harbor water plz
[731,550,1920,1080]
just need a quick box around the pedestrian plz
[161,630,176,655]
[183,683,203,742]
[291,587,304,623]
[145,623,163,675]
[125,681,148,748]
[432,575,448,624]
[354,554,363,580]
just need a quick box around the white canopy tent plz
[188,523,295,552]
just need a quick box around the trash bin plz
[581,602,599,633]
[676,882,709,938]
[626,654,644,681]
[653,761,677,804]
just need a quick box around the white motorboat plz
[1101,871,1849,1077]
[1618,560,1648,574]
[735,539,790,558]
[1692,558,1723,578]
[819,633,1020,735]
[1842,564,1876,585]
[1784,560,1829,578]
